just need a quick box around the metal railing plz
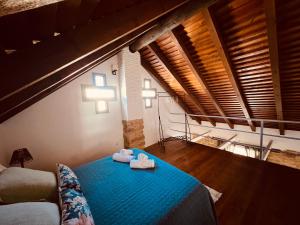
[156,92,300,159]
[168,112,300,160]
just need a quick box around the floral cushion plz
[57,164,81,192]
[60,188,95,225]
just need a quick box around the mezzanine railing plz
[162,112,300,160]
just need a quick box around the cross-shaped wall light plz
[142,79,157,108]
[81,73,117,113]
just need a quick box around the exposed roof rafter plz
[141,58,202,124]
[263,0,284,135]
[201,8,256,132]
[148,42,216,126]
[0,0,190,122]
[2,0,300,132]
[170,26,234,129]
[129,0,216,52]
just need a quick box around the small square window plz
[144,79,151,89]
[145,98,152,108]
[95,101,109,113]
[142,89,157,99]
[93,73,106,87]
[82,85,117,101]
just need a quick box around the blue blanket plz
[74,149,216,225]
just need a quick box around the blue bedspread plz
[74,149,217,225]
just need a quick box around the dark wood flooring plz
[145,140,300,225]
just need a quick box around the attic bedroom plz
[0,0,300,225]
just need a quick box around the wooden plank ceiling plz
[139,0,300,134]
[0,0,299,135]
[0,0,197,122]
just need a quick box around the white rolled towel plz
[120,149,133,155]
[112,153,134,163]
[130,153,155,169]
[137,153,148,161]
[130,159,155,169]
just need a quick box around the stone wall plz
[123,119,145,149]
[196,137,220,148]
[267,150,300,170]
[119,49,146,149]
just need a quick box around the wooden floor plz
[145,140,300,225]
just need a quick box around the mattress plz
[74,149,217,225]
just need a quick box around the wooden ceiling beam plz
[29,3,58,40]
[0,23,152,123]
[264,0,284,135]
[55,0,82,32]
[148,42,216,126]
[202,8,256,132]
[141,58,202,124]
[77,0,101,26]
[0,0,189,99]
[170,27,234,129]
[0,0,190,122]
[129,0,216,52]
[0,0,64,17]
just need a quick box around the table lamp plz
[9,148,33,168]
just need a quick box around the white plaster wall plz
[119,49,173,147]
[0,49,174,170]
[115,49,194,147]
[118,51,129,121]
[140,66,165,147]
[0,56,124,171]
[118,49,143,121]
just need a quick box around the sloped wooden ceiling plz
[1,0,299,135]
[139,0,300,134]
[0,0,208,122]
[276,0,300,131]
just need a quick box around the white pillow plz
[0,164,6,172]
[0,202,60,225]
[0,167,58,203]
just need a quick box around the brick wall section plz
[267,150,300,170]
[119,49,146,149]
[196,137,220,148]
[123,119,145,149]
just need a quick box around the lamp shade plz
[9,148,33,168]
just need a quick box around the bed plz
[74,149,217,225]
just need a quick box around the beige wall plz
[0,56,124,171]
[0,135,9,166]
[141,67,165,147]
[0,49,177,171]
[118,49,144,121]
[118,48,166,147]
